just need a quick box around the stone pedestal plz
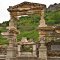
[6,44,16,60]
[17,45,21,57]
[39,46,47,60]
[33,45,36,57]
[39,40,47,60]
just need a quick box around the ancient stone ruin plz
[0,1,60,60]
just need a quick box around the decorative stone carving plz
[39,9,47,27]
[7,2,46,20]
[1,16,19,60]
[39,37,47,60]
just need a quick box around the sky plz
[0,0,60,23]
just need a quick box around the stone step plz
[17,57,39,60]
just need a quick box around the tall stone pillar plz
[33,44,36,57]
[38,9,47,60]
[1,16,19,60]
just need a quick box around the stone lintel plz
[7,2,46,12]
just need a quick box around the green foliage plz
[17,30,39,42]
[45,11,60,25]
[1,21,9,27]
[17,14,39,42]
[0,34,8,44]
[0,10,60,44]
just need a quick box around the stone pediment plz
[8,1,46,12]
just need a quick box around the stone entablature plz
[8,1,46,12]
[7,1,46,19]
